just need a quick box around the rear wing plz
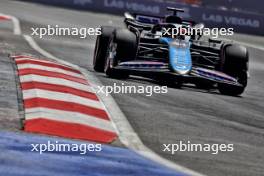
[135,14,163,24]
[125,12,196,26]
[124,12,163,24]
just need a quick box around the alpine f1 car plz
[93,7,249,96]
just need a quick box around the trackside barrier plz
[20,0,264,36]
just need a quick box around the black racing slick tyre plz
[218,44,249,96]
[104,29,137,79]
[114,29,138,62]
[93,26,115,72]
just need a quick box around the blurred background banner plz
[20,0,264,35]
[202,0,264,15]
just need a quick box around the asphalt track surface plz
[0,1,264,176]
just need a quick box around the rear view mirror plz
[124,12,135,21]
[193,23,204,40]
[193,23,205,30]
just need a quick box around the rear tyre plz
[218,44,249,96]
[93,26,115,72]
[218,71,247,96]
[104,29,137,79]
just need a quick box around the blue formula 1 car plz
[93,7,249,96]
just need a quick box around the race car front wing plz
[115,60,241,86]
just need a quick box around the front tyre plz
[93,26,115,72]
[218,44,249,96]
[104,29,137,79]
[218,71,247,96]
[104,36,129,79]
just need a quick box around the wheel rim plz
[104,38,117,73]
[93,36,100,66]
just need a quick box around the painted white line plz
[23,35,78,68]
[219,36,264,51]
[23,89,103,110]
[6,13,205,176]
[10,15,21,35]
[235,41,264,51]
[0,13,21,35]
[25,107,116,132]
[20,74,94,93]
[17,63,84,78]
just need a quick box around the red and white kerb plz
[12,55,117,143]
